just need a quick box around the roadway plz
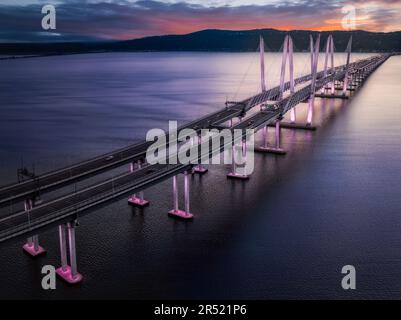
[0,64,340,207]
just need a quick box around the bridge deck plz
[0,163,191,242]
[0,65,336,207]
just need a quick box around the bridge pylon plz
[193,133,208,174]
[306,34,321,126]
[315,35,353,99]
[227,135,251,179]
[266,34,320,131]
[22,199,46,257]
[256,34,294,154]
[342,36,353,96]
[56,221,83,284]
[128,160,150,207]
[255,117,286,154]
[260,35,267,92]
[168,171,194,219]
[321,34,335,94]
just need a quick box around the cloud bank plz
[0,0,400,42]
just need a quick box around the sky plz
[0,0,400,42]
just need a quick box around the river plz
[0,52,400,299]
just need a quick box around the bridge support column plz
[307,96,315,126]
[56,221,83,284]
[22,199,46,257]
[58,225,68,272]
[228,139,250,179]
[306,35,321,125]
[329,36,335,95]
[330,78,335,95]
[256,125,268,152]
[128,160,150,207]
[290,108,296,124]
[342,75,350,96]
[256,120,286,155]
[342,36,353,97]
[260,35,267,92]
[261,125,268,149]
[169,172,194,219]
[194,134,208,174]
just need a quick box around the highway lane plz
[0,107,232,207]
[0,163,192,242]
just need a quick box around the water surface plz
[0,52,400,299]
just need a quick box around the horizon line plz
[1,27,400,45]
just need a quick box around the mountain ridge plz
[0,28,400,55]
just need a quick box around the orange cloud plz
[1,0,400,42]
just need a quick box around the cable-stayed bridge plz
[0,34,393,284]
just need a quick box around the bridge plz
[0,34,392,284]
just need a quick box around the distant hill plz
[114,29,401,52]
[1,29,400,55]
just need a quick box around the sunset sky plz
[0,0,400,42]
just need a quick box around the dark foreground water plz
[0,52,400,299]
